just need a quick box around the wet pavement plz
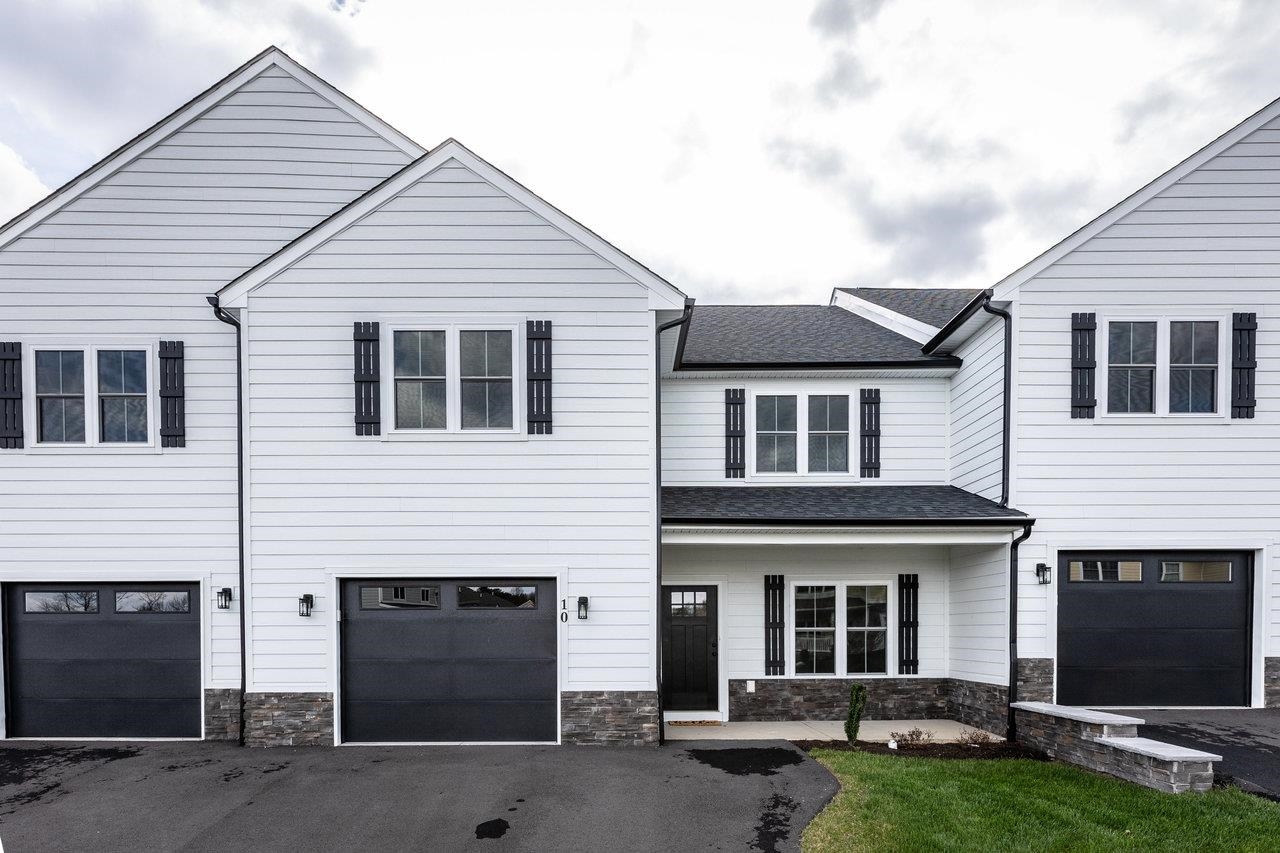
[1138,708,1280,799]
[0,739,837,852]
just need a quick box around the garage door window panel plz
[360,585,440,609]
[24,590,98,613]
[457,585,537,609]
[1068,560,1142,582]
[115,591,190,613]
[1160,561,1232,583]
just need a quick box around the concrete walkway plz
[665,719,1000,742]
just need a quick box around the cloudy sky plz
[1,0,1278,302]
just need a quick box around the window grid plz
[97,350,148,444]
[794,585,836,675]
[35,350,86,444]
[1169,321,1218,414]
[1107,321,1156,414]
[755,395,798,473]
[460,330,513,430]
[393,330,447,430]
[807,395,849,473]
[845,585,889,675]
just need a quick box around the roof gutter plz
[921,288,994,356]
[661,516,1032,527]
[676,357,962,371]
[206,295,247,747]
[654,298,695,744]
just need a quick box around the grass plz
[803,749,1280,852]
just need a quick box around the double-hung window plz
[390,325,517,434]
[1103,318,1223,416]
[792,582,891,676]
[755,395,797,473]
[807,395,849,473]
[32,345,153,447]
[752,391,855,476]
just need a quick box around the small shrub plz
[888,727,935,747]
[845,683,868,744]
[957,729,994,747]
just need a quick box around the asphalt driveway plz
[1138,709,1280,799]
[0,740,837,853]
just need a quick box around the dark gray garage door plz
[4,582,201,738]
[340,578,557,743]
[1058,551,1251,707]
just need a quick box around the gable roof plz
[675,305,960,369]
[662,485,1028,525]
[991,93,1280,300]
[0,45,424,252]
[837,287,984,329]
[215,138,687,310]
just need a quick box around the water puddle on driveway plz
[684,747,806,776]
[475,818,510,839]
[752,793,800,853]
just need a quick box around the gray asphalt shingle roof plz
[677,305,957,368]
[839,287,984,329]
[662,485,1028,524]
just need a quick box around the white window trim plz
[22,341,158,452]
[786,579,896,679]
[747,386,860,482]
[381,319,526,441]
[1097,314,1230,420]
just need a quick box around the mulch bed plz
[792,740,1046,760]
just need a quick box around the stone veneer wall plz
[1016,658,1054,703]
[203,688,242,741]
[1266,658,1280,707]
[728,679,950,721]
[243,692,334,747]
[1013,703,1218,794]
[561,691,659,745]
[947,679,1008,736]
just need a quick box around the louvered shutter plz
[527,320,552,434]
[764,574,785,676]
[725,388,745,478]
[1071,313,1097,418]
[158,341,186,448]
[1232,312,1257,419]
[859,389,880,478]
[0,343,21,449]
[354,322,381,436]
[898,574,919,675]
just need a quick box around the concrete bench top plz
[1092,736,1223,763]
[1010,702,1145,727]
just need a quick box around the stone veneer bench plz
[1011,701,1222,794]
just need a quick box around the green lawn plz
[804,749,1280,853]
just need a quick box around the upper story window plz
[388,325,518,434]
[32,345,152,446]
[755,395,797,473]
[751,391,858,477]
[807,395,849,473]
[1103,318,1223,416]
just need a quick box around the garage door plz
[1058,551,1251,707]
[4,582,201,738]
[340,578,557,743]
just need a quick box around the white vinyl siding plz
[947,543,1009,685]
[0,63,413,692]
[660,376,951,486]
[949,317,1003,501]
[244,158,659,692]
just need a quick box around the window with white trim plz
[32,345,153,446]
[1103,318,1224,416]
[1107,321,1155,414]
[807,395,849,473]
[755,395,797,473]
[792,582,891,676]
[389,326,518,433]
[752,391,856,477]
[35,350,85,443]
[1168,321,1218,414]
[394,330,447,429]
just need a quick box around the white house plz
[0,47,1274,746]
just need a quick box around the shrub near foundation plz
[845,683,868,744]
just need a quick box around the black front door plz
[662,586,718,711]
[1057,551,1251,706]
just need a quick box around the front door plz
[662,585,718,711]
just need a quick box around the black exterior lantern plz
[298,594,315,617]
[216,587,233,610]
[1035,563,1052,585]
[576,596,589,620]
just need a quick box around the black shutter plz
[527,320,552,434]
[158,341,186,448]
[0,342,21,450]
[764,574,785,676]
[859,388,880,478]
[1232,312,1257,419]
[354,322,380,436]
[725,388,745,478]
[898,573,919,675]
[1071,312,1097,418]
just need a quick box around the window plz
[1107,321,1156,414]
[808,395,849,473]
[97,350,148,443]
[1068,560,1142,582]
[846,586,888,674]
[35,350,85,443]
[756,395,797,473]
[460,331,513,430]
[115,591,190,613]
[394,331,446,429]
[1169,321,1218,414]
[670,590,707,617]
[457,585,537,608]
[25,590,98,613]
[1160,561,1231,583]
[794,585,836,674]
[360,585,440,609]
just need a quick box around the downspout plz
[979,293,1028,739]
[206,295,247,747]
[654,298,695,746]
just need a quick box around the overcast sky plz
[1,0,1278,303]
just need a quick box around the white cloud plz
[0,142,48,225]
[2,0,1279,303]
